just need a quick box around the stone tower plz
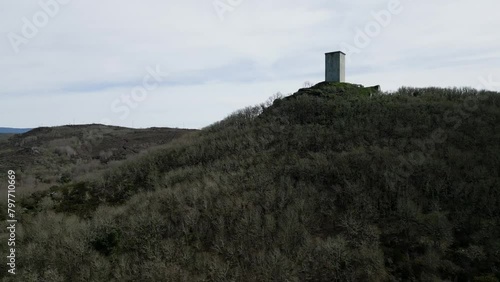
[325,51,346,82]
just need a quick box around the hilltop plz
[1,82,499,281]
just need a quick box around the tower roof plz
[325,51,346,55]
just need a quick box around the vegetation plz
[0,124,194,195]
[1,82,499,281]
[0,134,14,143]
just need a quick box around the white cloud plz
[1,0,499,128]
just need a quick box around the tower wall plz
[325,51,346,82]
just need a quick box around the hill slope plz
[2,83,499,281]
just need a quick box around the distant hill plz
[0,124,196,189]
[2,83,500,281]
[0,127,32,134]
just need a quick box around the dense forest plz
[1,82,499,281]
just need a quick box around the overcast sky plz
[1,0,499,129]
